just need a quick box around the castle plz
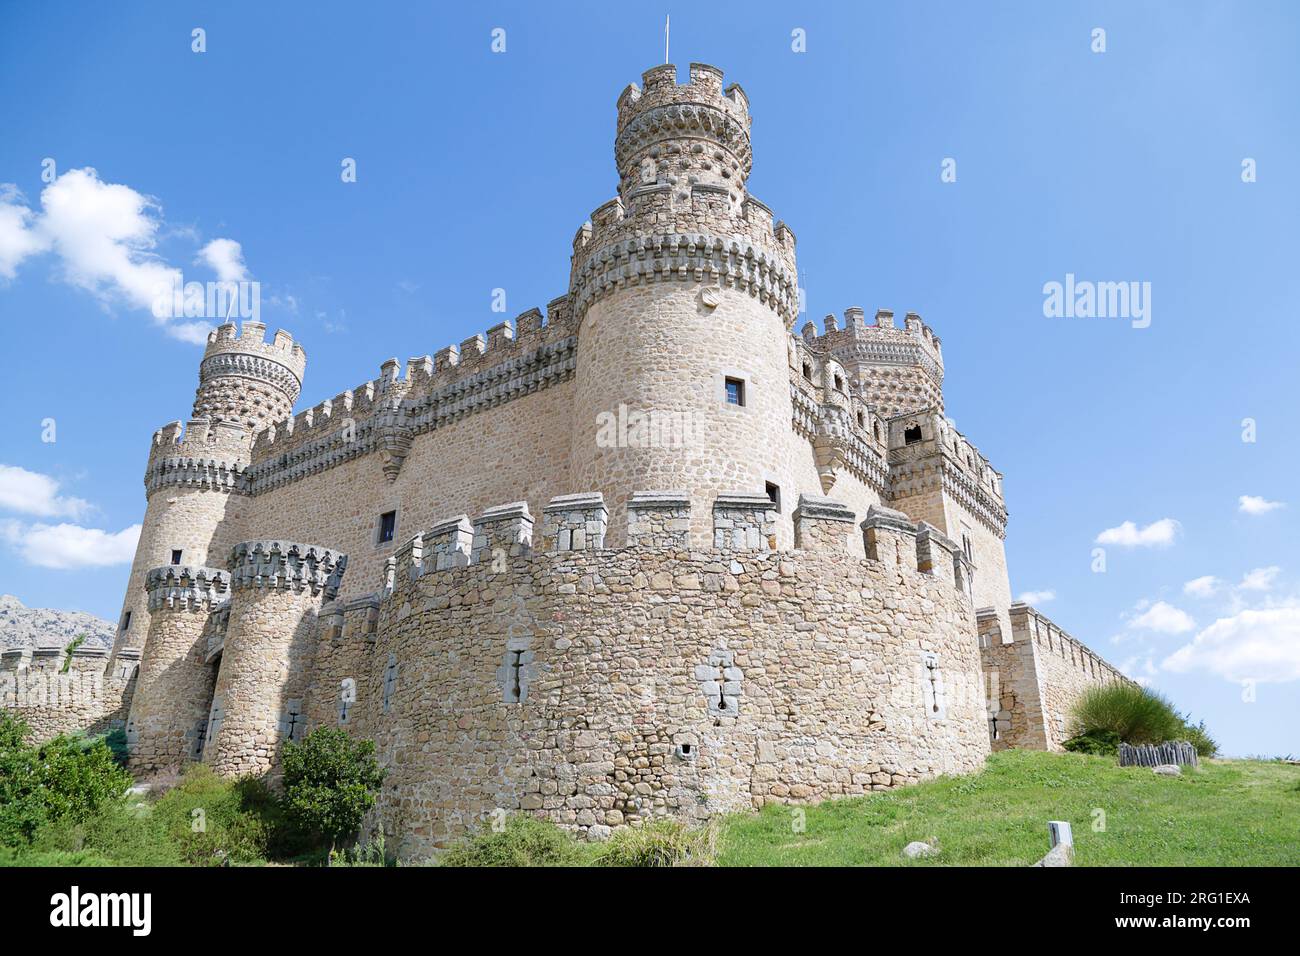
[2,64,1127,855]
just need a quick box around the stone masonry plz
[3,63,1132,855]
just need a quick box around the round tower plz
[194,320,306,429]
[126,566,230,773]
[105,322,305,678]
[206,541,347,780]
[568,63,801,546]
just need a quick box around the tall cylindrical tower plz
[193,320,305,429]
[126,566,230,773]
[206,541,347,780]
[568,64,801,546]
[105,322,305,678]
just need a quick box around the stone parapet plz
[712,492,778,550]
[470,502,533,564]
[541,493,608,552]
[862,504,919,572]
[792,494,856,552]
[626,491,691,547]
[228,541,348,599]
[144,566,231,611]
[915,522,961,590]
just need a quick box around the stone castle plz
[2,63,1127,855]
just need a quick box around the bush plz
[440,815,585,867]
[594,819,716,867]
[1063,729,1121,755]
[281,728,385,851]
[148,764,276,865]
[0,714,131,848]
[1069,684,1217,757]
[1181,720,1218,758]
[1070,684,1185,746]
[66,727,130,768]
[31,797,182,866]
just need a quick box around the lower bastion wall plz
[0,646,135,743]
[980,604,1131,752]
[297,494,990,857]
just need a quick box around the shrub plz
[148,764,275,865]
[0,714,131,848]
[1069,684,1185,746]
[1181,720,1218,758]
[281,728,385,851]
[1069,684,1217,757]
[31,797,182,866]
[440,815,584,867]
[594,819,716,867]
[60,634,87,673]
[66,727,130,768]
[1063,729,1121,756]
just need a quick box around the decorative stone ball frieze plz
[228,541,348,599]
[569,233,799,324]
[144,566,231,611]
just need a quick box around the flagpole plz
[665,15,670,64]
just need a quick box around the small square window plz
[378,510,397,545]
[765,482,781,513]
[904,425,923,445]
[802,363,813,381]
[724,377,745,406]
[170,549,183,565]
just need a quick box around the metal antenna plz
[665,15,670,64]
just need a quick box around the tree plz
[281,728,385,853]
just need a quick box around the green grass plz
[716,750,1300,866]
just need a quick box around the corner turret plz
[195,321,306,432]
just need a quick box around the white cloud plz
[1017,589,1056,605]
[1129,600,1196,634]
[0,185,50,279]
[1,520,140,570]
[0,464,91,519]
[1095,518,1180,548]
[0,169,253,343]
[1239,495,1284,515]
[1163,606,1300,683]
[1239,566,1281,592]
[38,168,181,314]
[198,238,248,283]
[1183,575,1220,598]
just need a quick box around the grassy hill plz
[718,750,1300,866]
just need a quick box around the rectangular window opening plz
[765,481,781,513]
[724,376,745,406]
[378,510,397,545]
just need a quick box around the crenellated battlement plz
[195,321,306,432]
[228,540,348,598]
[246,299,577,481]
[202,320,306,382]
[569,62,796,326]
[614,63,752,191]
[1007,603,1129,685]
[799,306,946,418]
[378,490,975,607]
[144,565,231,611]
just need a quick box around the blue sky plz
[0,1,1296,757]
